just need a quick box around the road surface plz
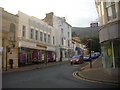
[3,62,115,88]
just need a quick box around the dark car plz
[83,55,91,62]
[70,55,83,65]
[91,53,96,59]
[94,52,101,58]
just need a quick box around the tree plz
[72,32,78,37]
[81,37,101,52]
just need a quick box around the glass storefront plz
[18,47,46,66]
[101,39,120,68]
[101,41,113,68]
[113,39,120,67]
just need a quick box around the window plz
[35,31,38,40]
[44,33,47,42]
[53,36,55,45]
[105,1,116,21]
[68,32,70,38]
[40,32,43,41]
[48,35,50,43]
[61,37,64,45]
[22,25,26,37]
[68,40,70,47]
[10,23,15,33]
[30,28,34,39]
[61,28,63,34]
[10,23,15,41]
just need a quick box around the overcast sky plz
[0,0,98,27]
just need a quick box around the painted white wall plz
[53,16,72,48]
[18,11,56,51]
[52,15,72,61]
[18,11,30,39]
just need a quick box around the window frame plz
[30,28,34,39]
[44,33,47,42]
[40,32,43,41]
[48,34,50,43]
[35,30,38,40]
[53,36,55,45]
[22,25,26,37]
[105,2,116,21]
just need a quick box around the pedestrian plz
[9,59,13,69]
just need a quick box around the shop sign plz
[107,48,112,57]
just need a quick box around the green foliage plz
[72,32,78,37]
[81,37,101,52]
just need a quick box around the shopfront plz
[47,51,56,62]
[101,39,120,68]
[18,47,46,67]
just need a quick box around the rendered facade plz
[18,11,57,66]
[1,7,19,70]
[43,12,73,61]
[1,8,73,69]
[95,0,120,73]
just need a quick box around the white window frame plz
[22,25,26,37]
[105,2,116,21]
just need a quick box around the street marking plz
[72,71,120,86]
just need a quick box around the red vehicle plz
[70,55,83,65]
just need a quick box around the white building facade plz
[43,12,73,61]
[18,11,57,66]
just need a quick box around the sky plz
[0,0,99,27]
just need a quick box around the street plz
[3,62,115,88]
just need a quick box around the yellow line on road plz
[72,71,120,86]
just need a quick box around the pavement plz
[75,57,120,86]
[2,61,67,74]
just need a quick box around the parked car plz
[91,52,101,59]
[94,52,101,58]
[91,53,96,59]
[70,55,83,65]
[83,55,91,62]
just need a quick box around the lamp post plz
[89,39,92,68]
[86,38,92,68]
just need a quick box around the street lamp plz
[86,39,92,68]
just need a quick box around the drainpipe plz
[111,41,115,68]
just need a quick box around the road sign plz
[0,47,3,54]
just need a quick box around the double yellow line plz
[72,71,120,86]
